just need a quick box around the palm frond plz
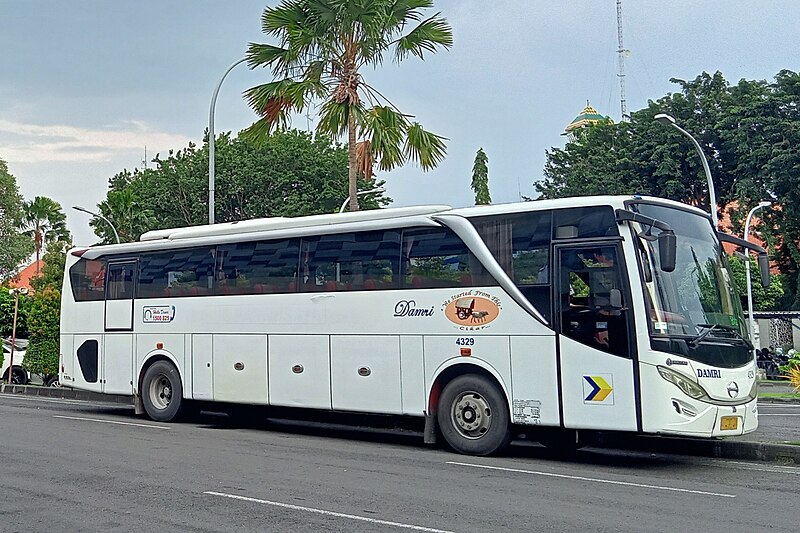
[360,105,408,171]
[247,43,293,75]
[404,122,447,170]
[394,14,453,61]
[262,1,307,35]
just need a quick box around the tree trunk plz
[347,107,359,212]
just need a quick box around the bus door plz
[103,261,136,394]
[554,242,638,432]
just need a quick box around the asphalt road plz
[0,395,798,533]
[753,403,800,444]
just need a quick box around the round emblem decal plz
[726,381,740,399]
[443,296,500,327]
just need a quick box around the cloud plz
[0,119,191,163]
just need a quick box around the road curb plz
[593,433,800,464]
[1,385,797,463]
[0,383,132,404]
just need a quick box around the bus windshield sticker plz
[441,290,501,331]
[143,305,176,323]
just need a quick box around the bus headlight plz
[657,365,708,400]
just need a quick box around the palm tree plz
[20,196,71,276]
[243,0,453,212]
[94,189,155,244]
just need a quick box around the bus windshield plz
[629,203,751,368]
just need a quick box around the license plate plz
[720,416,739,431]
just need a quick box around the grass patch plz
[759,392,800,399]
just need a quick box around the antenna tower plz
[616,0,629,121]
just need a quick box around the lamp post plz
[208,57,248,225]
[6,287,28,385]
[654,113,719,228]
[73,205,120,244]
[339,187,386,213]
[744,201,771,349]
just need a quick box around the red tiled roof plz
[7,260,43,290]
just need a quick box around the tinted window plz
[69,258,107,302]
[138,247,216,298]
[402,228,495,289]
[107,262,136,300]
[216,239,300,295]
[300,230,400,292]
[471,211,551,284]
[554,206,618,239]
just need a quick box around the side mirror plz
[658,230,676,272]
[758,253,770,289]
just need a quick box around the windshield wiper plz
[689,323,753,350]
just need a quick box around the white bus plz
[59,195,770,455]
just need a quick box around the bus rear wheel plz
[142,361,184,422]
[437,374,511,456]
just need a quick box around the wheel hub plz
[451,391,492,440]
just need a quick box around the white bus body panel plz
[269,335,331,409]
[558,336,637,431]
[509,336,560,426]
[103,333,133,394]
[331,335,402,414]
[213,334,267,404]
[105,299,133,331]
[191,334,213,400]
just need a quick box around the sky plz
[1,1,797,246]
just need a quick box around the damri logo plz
[583,375,614,404]
[697,368,722,378]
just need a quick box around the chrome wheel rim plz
[451,390,492,440]
[148,374,172,410]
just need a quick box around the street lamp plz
[6,287,28,385]
[208,57,248,225]
[654,113,719,228]
[339,187,386,213]
[744,201,771,349]
[73,206,120,244]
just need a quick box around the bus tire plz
[141,360,184,422]
[437,374,511,456]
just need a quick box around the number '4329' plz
[455,338,474,346]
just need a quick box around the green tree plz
[20,196,71,276]
[29,247,67,293]
[243,0,452,212]
[99,130,388,240]
[727,255,784,311]
[22,287,60,380]
[471,148,491,205]
[0,287,29,338]
[90,188,155,244]
[0,159,33,280]
[539,69,800,308]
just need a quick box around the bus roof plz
[138,205,452,242]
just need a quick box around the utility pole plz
[616,0,629,122]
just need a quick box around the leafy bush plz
[22,287,60,377]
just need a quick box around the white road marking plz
[204,491,454,533]
[53,415,169,430]
[447,461,736,498]
[758,413,800,416]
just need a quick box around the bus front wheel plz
[437,374,511,456]
[141,361,184,422]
